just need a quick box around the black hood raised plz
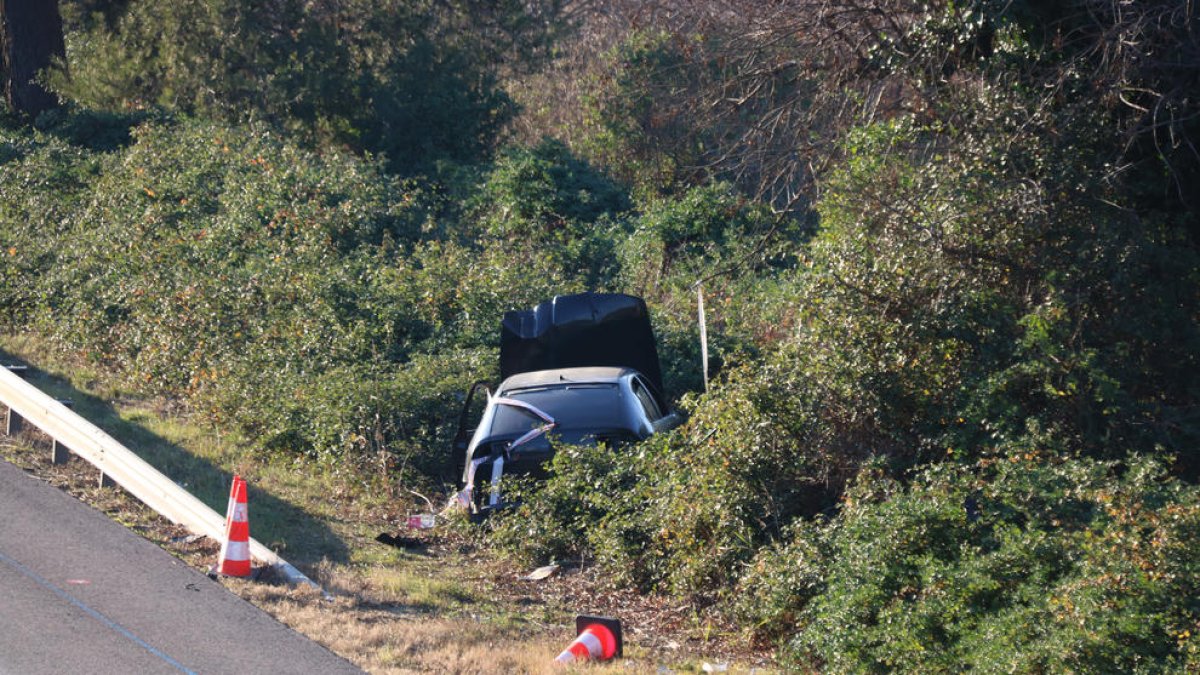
[500,293,665,396]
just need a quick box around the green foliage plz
[468,139,630,291]
[737,451,1200,672]
[0,122,105,318]
[474,139,630,242]
[492,365,832,599]
[619,183,801,395]
[488,24,1199,659]
[0,115,641,478]
[1,116,478,474]
[392,237,588,351]
[620,183,781,283]
[50,0,552,170]
[807,107,1199,467]
[6,2,1200,668]
[387,141,633,349]
[579,30,700,198]
[490,442,642,568]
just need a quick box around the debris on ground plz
[521,563,560,581]
[375,532,424,549]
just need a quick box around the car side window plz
[631,377,662,421]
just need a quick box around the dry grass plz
[0,336,775,673]
[233,580,565,674]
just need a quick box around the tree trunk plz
[0,0,66,117]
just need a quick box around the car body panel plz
[453,293,681,515]
[458,366,678,513]
[500,292,665,396]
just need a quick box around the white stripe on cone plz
[555,629,606,663]
[221,540,249,561]
[553,617,621,665]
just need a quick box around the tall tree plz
[0,0,65,117]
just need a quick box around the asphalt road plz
[0,459,361,674]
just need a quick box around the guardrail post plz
[99,472,116,488]
[4,367,29,435]
[49,400,75,464]
[4,407,21,435]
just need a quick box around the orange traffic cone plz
[554,615,622,664]
[218,475,251,577]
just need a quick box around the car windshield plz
[489,384,623,436]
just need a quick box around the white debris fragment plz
[522,563,560,581]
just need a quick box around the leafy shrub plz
[3,115,651,478]
[51,0,548,170]
[0,122,105,320]
[473,139,630,241]
[2,117,466,469]
[774,106,1200,477]
[463,138,631,293]
[492,364,835,598]
[393,238,592,352]
[620,182,802,395]
[579,29,701,198]
[6,3,1198,663]
[490,442,644,568]
[736,451,1200,672]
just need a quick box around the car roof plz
[498,366,635,392]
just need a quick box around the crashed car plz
[452,293,681,515]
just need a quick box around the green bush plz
[490,441,644,569]
[473,139,630,241]
[578,29,700,198]
[491,364,834,598]
[5,3,1198,663]
[620,182,802,395]
[51,0,543,171]
[464,139,631,292]
[771,105,1200,476]
[2,117,461,469]
[1,121,106,320]
[2,116,653,477]
[489,89,1200,654]
[735,451,1200,672]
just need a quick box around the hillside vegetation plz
[3,0,1199,670]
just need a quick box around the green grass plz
[365,567,477,607]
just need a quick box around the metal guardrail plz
[0,364,320,591]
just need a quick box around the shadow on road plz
[0,348,349,567]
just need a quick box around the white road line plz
[0,550,196,675]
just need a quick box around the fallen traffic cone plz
[217,475,251,577]
[554,615,622,664]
